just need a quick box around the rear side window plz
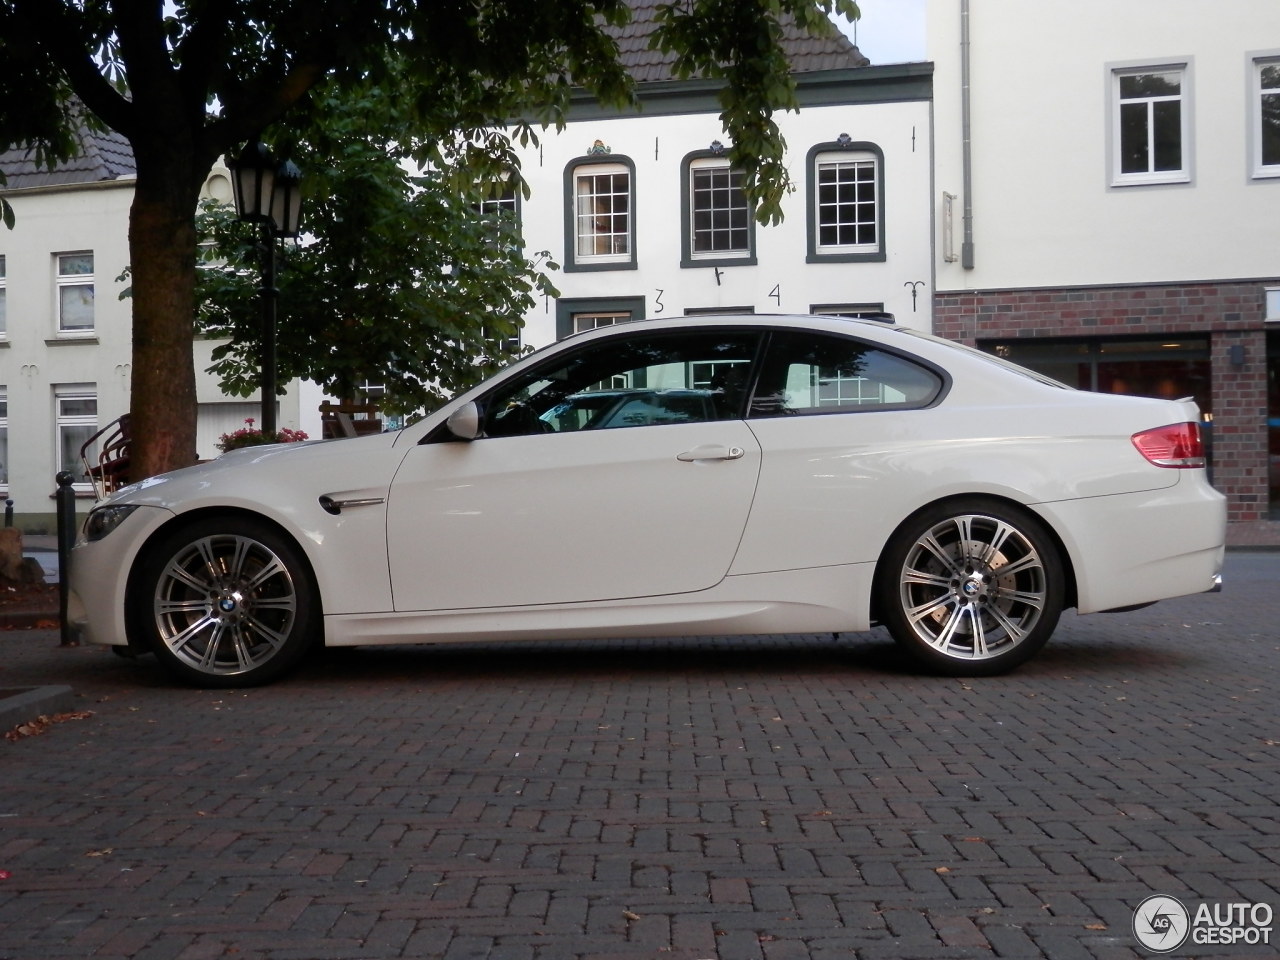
[750,331,944,417]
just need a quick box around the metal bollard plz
[54,472,78,647]
[4,498,12,528]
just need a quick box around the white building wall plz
[0,166,307,526]
[930,0,1280,293]
[513,78,935,345]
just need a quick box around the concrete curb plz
[0,684,77,730]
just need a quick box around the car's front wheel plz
[876,500,1064,676]
[131,517,319,687]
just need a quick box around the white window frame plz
[814,152,880,254]
[572,310,632,334]
[1251,53,1280,179]
[0,255,7,339]
[688,158,751,261]
[56,252,95,335]
[1110,62,1192,187]
[54,385,97,490]
[573,163,631,265]
[1265,287,1280,322]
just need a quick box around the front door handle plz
[676,444,745,462]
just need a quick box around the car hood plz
[101,431,407,514]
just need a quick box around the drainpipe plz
[960,0,975,269]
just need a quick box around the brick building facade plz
[934,281,1275,522]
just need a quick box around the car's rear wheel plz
[131,517,318,687]
[877,500,1064,676]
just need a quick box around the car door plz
[731,329,948,575]
[386,328,763,611]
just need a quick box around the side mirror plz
[445,401,482,441]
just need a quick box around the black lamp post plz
[228,142,303,436]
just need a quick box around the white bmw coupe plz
[69,315,1226,686]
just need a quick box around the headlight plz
[84,504,140,542]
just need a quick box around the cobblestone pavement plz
[1,553,1277,960]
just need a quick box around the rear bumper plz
[1035,478,1226,615]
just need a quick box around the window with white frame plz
[1113,65,1189,185]
[806,141,885,263]
[0,255,7,337]
[477,180,519,220]
[566,159,634,269]
[573,311,632,334]
[685,156,752,264]
[0,390,7,489]
[1266,287,1280,321]
[555,296,645,339]
[56,252,95,334]
[1255,57,1280,177]
[55,386,97,487]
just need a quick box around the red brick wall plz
[932,280,1273,522]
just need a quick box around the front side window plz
[682,154,753,266]
[57,252,95,334]
[1255,57,1280,177]
[565,159,635,270]
[807,141,885,263]
[55,386,97,487]
[1113,66,1189,185]
[482,330,760,437]
[751,332,943,417]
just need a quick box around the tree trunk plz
[126,153,202,480]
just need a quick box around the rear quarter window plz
[750,331,945,417]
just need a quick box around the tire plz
[130,517,319,687]
[876,499,1064,676]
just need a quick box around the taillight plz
[1131,422,1206,468]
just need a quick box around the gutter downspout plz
[960,0,975,269]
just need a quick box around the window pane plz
[576,170,630,258]
[60,284,95,330]
[1119,101,1150,174]
[0,289,6,336]
[573,311,632,333]
[691,166,749,254]
[1152,99,1182,171]
[58,253,93,276]
[1120,72,1180,99]
[1262,88,1280,167]
[60,425,96,480]
[752,332,942,416]
[59,396,97,417]
[0,425,7,485]
[816,159,877,249]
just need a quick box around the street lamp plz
[228,142,303,436]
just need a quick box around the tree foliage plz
[195,64,558,414]
[0,0,858,479]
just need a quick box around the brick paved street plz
[1,553,1277,960]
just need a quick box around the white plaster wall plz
[929,0,1280,292]
[512,92,936,346]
